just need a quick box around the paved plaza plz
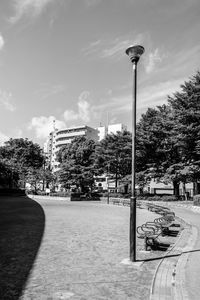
[1,196,199,300]
[21,199,163,300]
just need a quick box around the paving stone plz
[0,196,185,300]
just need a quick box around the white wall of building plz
[97,123,127,141]
[108,123,127,135]
[44,123,128,173]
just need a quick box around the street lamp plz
[126,45,145,262]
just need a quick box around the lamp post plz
[107,163,110,204]
[126,45,144,262]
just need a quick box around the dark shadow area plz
[0,194,45,300]
[70,192,101,201]
[162,229,179,237]
[138,248,200,262]
[150,242,171,251]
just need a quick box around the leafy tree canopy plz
[57,136,97,191]
[94,131,132,188]
[0,138,44,187]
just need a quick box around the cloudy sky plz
[0,0,200,146]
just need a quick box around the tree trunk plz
[34,182,37,193]
[182,181,188,201]
[42,179,45,191]
[193,180,200,196]
[115,172,118,193]
[173,181,180,197]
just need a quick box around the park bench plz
[154,212,180,235]
[112,198,121,205]
[137,222,163,251]
[122,199,130,206]
[122,199,143,208]
[147,203,171,215]
[137,207,180,250]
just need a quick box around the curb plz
[173,224,198,300]
[149,217,185,300]
[150,214,198,300]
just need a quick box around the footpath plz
[150,201,200,300]
[1,195,199,299]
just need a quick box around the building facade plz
[55,125,98,150]
[44,123,127,173]
[97,123,127,141]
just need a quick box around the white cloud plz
[12,129,23,138]
[82,33,146,60]
[28,115,65,139]
[78,91,91,122]
[34,83,67,100]
[137,79,184,110]
[93,78,185,121]
[0,34,5,51]
[10,0,56,23]
[84,0,101,7]
[145,48,163,74]
[63,91,92,124]
[0,90,16,112]
[0,132,9,146]
[63,110,79,122]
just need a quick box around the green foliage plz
[94,131,132,189]
[167,71,200,163]
[57,136,97,191]
[136,71,200,195]
[0,160,19,188]
[193,194,200,206]
[137,194,177,201]
[25,167,55,192]
[0,138,44,188]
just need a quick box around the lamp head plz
[125,45,145,64]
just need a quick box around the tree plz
[135,71,200,196]
[0,160,19,188]
[57,136,97,192]
[166,71,200,195]
[94,131,132,190]
[0,138,44,188]
[26,167,55,192]
[136,105,177,183]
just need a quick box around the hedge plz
[193,194,200,206]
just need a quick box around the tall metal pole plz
[130,61,137,262]
[125,45,144,262]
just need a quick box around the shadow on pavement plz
[0,195,45,300]
[163,229,179,237]
[139,248,200,262]
[151,242,171,251]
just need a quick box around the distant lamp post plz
[107,163,110,204]
[126,45,145,262]
[107,178,110,204]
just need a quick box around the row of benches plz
[112,198,142,208]
[137,204,180,251]
[111,199,180,251]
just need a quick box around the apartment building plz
[44,125,98,172]
[43,129,59,171]
[97,123,127,141]
[56,125,98,150]
[44,123,127,172]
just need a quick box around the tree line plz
[0,71,200,196]
[0,138,54,191]
[57,71,200,196]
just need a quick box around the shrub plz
[193,194,200,206]
[36,190,46,196]
[50,191,70,197]
[137,194,178,202]
[160,195,177,202]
